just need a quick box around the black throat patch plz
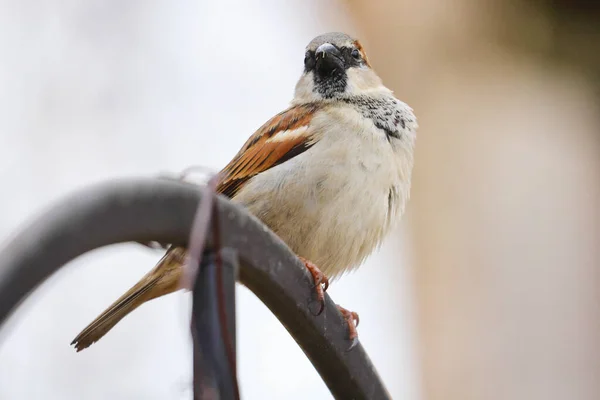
[313,71,347,99]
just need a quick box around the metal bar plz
[0,178,392,400]
[191,249,239,400]
[219,248,239,362]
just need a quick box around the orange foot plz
[299,257,330,315]
[337,305,360,348]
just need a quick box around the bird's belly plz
[232,148,405,277]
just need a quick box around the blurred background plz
[0,0,599,399]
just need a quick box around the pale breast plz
[232,100,415,277]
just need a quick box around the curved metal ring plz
[0,178,391,400]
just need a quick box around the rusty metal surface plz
[0,178,392,400]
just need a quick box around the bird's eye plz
[351,49,361,60]
[304,51,315,69]
[304,51,311,65]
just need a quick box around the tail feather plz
[71,247,187,351]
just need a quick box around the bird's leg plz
[137,241,171,250]
[337,305,360,347]
[298,257,330,315]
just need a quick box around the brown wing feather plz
[216,102,322,198]
[71,103,323,351]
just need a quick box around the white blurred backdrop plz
[0,1,419,399]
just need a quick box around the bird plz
[71,32,417,352]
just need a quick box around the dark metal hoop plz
[0,178,391,400]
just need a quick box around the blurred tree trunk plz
[347,1,600,399]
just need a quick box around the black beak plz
[315,43,344,75]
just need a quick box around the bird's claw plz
[337,305,360,350]
[136,241,171,250]
[153,165,217,187]
[299,257,329,315]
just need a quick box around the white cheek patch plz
[293,72,321,103]
[296,73,314,92]
[266,126,309,143]
[346,68,384,94]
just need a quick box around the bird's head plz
[293,32,386,103]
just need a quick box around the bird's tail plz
[70,247,187,352]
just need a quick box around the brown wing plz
[70,105,326,351]
[216,102,323,198]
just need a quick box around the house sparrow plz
[71,32,417,351]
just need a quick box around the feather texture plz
[70,32,417,352]
[217,103,322,197]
